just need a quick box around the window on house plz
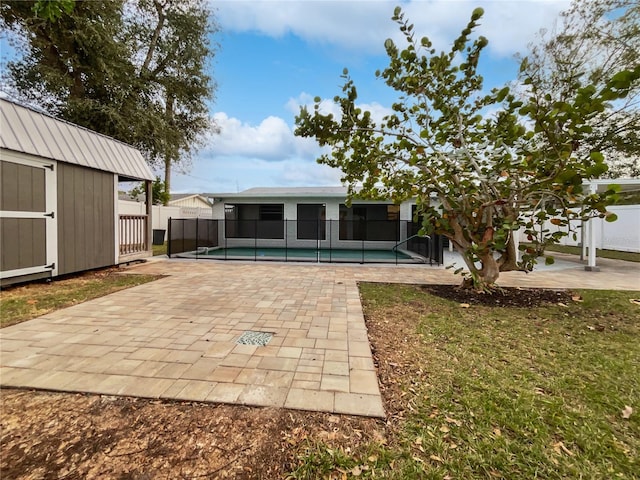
[259,204,283,221]
[224,203,284,239]
[297,204,326,240]
[339,204,399,241]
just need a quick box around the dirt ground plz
[0,285,571,479]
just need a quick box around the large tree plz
[125,0,216,194]
[295,7,638,291]
[1,1,137,138]
[1,0,216,198]
[520,0,639,177]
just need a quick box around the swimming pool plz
[178,247,425,264]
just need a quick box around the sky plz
[177,0,572,194]
[2,0,572,194]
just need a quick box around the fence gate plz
[0,153,58,282]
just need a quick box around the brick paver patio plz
[1,255,638,418]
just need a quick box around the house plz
[0,98,154,286]
[209,187,414,247]
[169,193,211,209]
[207,187,416,248]
[166,186,443,263]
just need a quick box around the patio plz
[1,256,638,418]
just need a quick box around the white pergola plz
[583,179,640,271]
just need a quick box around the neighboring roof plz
[169,193,210,202]
[118,192,142,202]
[207,186,350,199]
[0,98,154,181]
[585,178,640,194]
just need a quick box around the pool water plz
[199,247,419,262]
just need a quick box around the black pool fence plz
[167,218,444,265]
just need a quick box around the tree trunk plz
[164,158,171,206]
[163,92,175,205]
[477,251,501,286]
[454,244,501,292]
[498,233,520,272]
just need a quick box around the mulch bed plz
[420,284,574,307]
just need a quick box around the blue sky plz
[181,0,571,194]
[2,0,571,194]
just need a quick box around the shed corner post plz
[146,179,153,253]
[114,173,120,264]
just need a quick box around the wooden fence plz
[119,214,148,256]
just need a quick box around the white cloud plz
[287,92,393,125]
[215,0,570,58]
[470,1,569,57]
[359,101,394,125]
[172,108,344,193]
[171,155,343,194]
[207,111,321,160]
[174,110,344,191]
[274,158,343,186]
[215,0,395,53]
[286,92,341,118]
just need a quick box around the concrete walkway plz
[1,256,638,418]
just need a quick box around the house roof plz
[207,179,640,201]
[585,178,640,194]
[0,98,154,181]
[207,186,350,199]
[119,192,137,201]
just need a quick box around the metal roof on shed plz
[0,98,154,181]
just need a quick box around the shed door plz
[0,153,58,280]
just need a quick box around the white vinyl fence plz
[519,205,640,253]
[118,200,212,242]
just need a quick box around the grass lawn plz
[152,242,167,256]
[543,244,640,263]
[0,269,161,328]
[290,284,640,479]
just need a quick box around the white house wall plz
[211,196,416,220]
[210,196,418,250]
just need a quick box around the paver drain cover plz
[236,331,273,346]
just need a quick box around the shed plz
[0,98,155,286]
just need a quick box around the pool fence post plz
[168,217,172,258]
[329,219,333,263]
[316,217,320,263]
[396,220,399,266]
[361,220,365,264]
